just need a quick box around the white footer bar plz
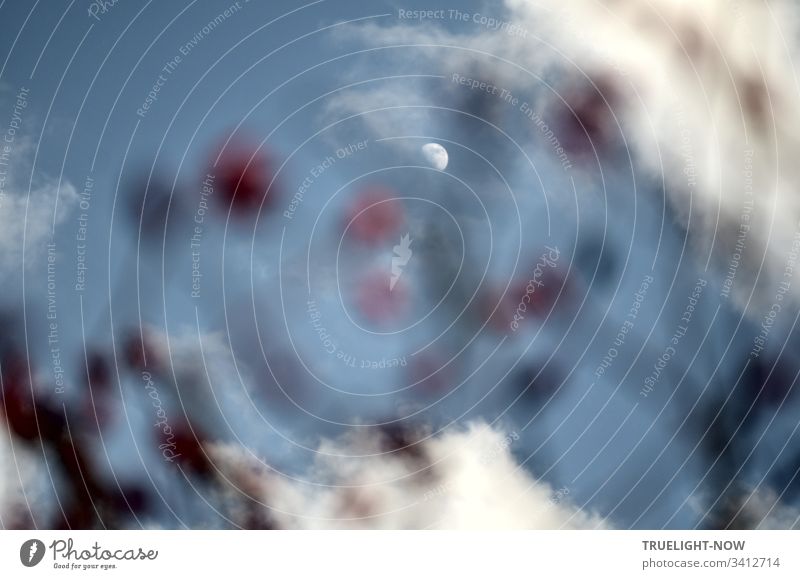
[1,531,797,578]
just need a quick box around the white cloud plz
[743,487,800,529]
[207,421,607,529]
[0,133,79,271]
[6,180,78,267]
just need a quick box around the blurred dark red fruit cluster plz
[555,76,620,157]
[484,266,566,332]
[163,422,213,477]
[212,135,279,214]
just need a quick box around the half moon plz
[421,143,449,171]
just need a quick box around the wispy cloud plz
[0,134,78,272]
[331,0,800,316]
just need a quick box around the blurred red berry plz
[483,259,566,331]
[0,354,63,442]
[123,329,161,373]
[356,269,409,324]
[162,423,212,477]
[85,350,111,391]
[408,353,451,395]
[345,187,404,245]
[554,76,619,157]
[211,135,278,214]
